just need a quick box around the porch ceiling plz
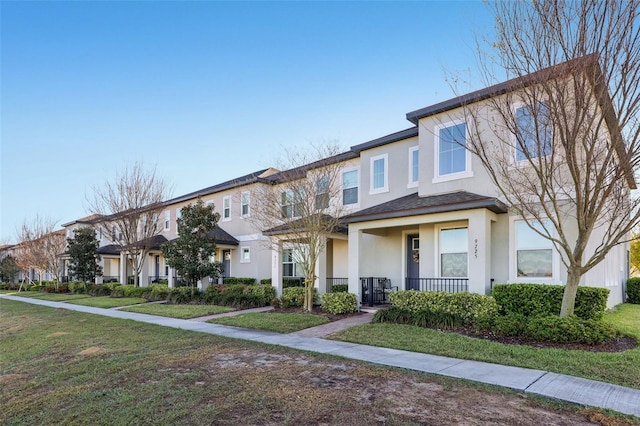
[341,191,508,224]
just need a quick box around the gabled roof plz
[341,191,508,224]
[97,244,120,256]
[61,214,104,227]
[206,227,239,246]
[261,151,359,185]
[350,127,418,153]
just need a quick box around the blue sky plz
[1,1,495,243]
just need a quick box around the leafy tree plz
[162,198,223,293]
[0,255,20,283]
[461,0,640,317]
[67,227,102,284]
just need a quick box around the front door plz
[406,234,419,290]
[223,250,231,278]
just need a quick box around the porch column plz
[348,227,362,307]
[139,253,150,287]
[315,236,328,295]
[119,252,127,284]
[271,239,283,297]
[468,210,493,295]
[167,267,175,288]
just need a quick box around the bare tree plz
[88,162,171,286]
[458,0,640,316]
[252,143,351,312]
[14,216,61,288]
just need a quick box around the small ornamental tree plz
[0,255,20,283]
[162,198,224,294]
[67,227,103,284]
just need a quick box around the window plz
[281,189,303,218]
[516,220,553,277]
[98,227,103,241]
[342,169,358,205]
[176,208,182,221]
[111,226,116,241]
[282,249,303,277]
[409,146,419,186]
[241,192,250,217]
[435,122,471,182]
[315,175,329,210]
[240,247,251,263]
[440,227,468,277]
[515,102,552,162]
[223,196,231,221]
[164,211,170,231]
[370,154,388,194]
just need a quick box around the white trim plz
[508,216,561,284]
[240,246,251,263]
[434,222,469,278]
[369,153,389,194]
[512,101,553,165]
[222,196,231,221]
[433,120,473,183]
[408,146,419,188]
[241,191,250,218]
[164,210,170,232]
[341,167,360,208]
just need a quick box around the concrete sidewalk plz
[3,294,639,418]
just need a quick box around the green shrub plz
[260,278,272,285]
[525,315,618,344]
[167,287,202,304]
[491,313,528,336]
[280,287,318,308]
[111,285,149,298]
[372,306,461,329]
[89,283,113,296]
[627,277,640,304]
[283,278,304,288]
[205,284,273,308]
[492,284,609,320]
[146,284,171,301]
[223,277,256,285]
[389,290,498,327]
[68,281,88,294]
[330,284,348,293]
[321,292,357,314]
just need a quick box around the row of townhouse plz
[3,57,632,308]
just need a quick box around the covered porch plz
[342,191,507,307]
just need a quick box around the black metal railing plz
[326,277,348,293]
[361,277,397,307]
[405,277,469,293]
[148,275,168,285]
[102,276,119,283]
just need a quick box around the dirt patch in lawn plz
[188,348,629,425]
[77,346,106,356]
[0,374,23,384]
[46,332,70,338]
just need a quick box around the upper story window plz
[440,227,468,277]
[342,169,358,206]
[409,146,419,187]
[111,226,116,241]
[515,102,552,162]
[516,219,553,277]
[164,211,170,231]
[240,247,251,263]
[222,196,231,221]
[315,175,329,210]
[241,192,250,217]
[98,227,103,241]
[281,189,303,219]
[370,154,388,194]
[434,121,472,183]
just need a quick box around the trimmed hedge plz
[526,315,618,344]
[373,306,462,329]
[281,286,318,308]
[205,284,275,308]
[627,277,640,304]
[389,290,499,326]
[260,278,272,285]
[283,278,305,288]
[330,284,348,293]
[492,284,609,320]
[321,292,357,314]
[223,277,256,285]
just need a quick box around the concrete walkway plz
[3,294,639,418]
[190,306,274,322]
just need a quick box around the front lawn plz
[208,312,329,333]
[331,303,640,389]
[65,296,148,308]
[3,299,624,425]
[7,292,92,301]
[122,303,233,319]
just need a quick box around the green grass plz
[332,304,640,389]
[1,299,636,426]
[121,303,234,319]
[65,296,148,308]
[5,292,92,301]
[208,312,329,333]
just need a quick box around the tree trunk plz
[305,280,314,312]
[560,269,582,317]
